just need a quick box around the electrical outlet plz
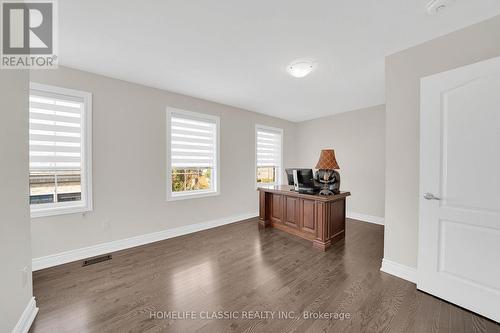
[102,218,111,230]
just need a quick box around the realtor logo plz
[1,0,57,68]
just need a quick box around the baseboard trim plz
[32,211,258,271]
[380,258,417,284]
[12,297,38,333]
[347,211,384,225]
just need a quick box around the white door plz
[419,56,500,323]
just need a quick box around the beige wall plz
[384,14,500,268]
[30,66,297,258]
[295,105,385,219]
[0,70,33,331]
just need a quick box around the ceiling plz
[59,0,500,122]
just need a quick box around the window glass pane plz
[56,170,82,202]
[257,166,276,184]
[30,171,55,205]
[29,170,82,204]
[172,168,212,193]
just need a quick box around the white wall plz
[30,66,297,259]
[295,105,385,220]
[384,14,500,268]
[0,70,34,331]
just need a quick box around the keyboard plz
[297,187,320,194]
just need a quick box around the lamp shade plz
[315,149,340,170]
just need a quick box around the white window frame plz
[255,124,283,188]
[166,107,220,201]
[29,83,93,218]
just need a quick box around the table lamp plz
[315,149,340,196]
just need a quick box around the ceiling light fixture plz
[287,59,316,78]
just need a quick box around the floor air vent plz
[82,254,112,267]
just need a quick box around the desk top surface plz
[257,185,351,202]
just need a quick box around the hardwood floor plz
[30,218,500,333]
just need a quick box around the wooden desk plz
[257,186,351,251]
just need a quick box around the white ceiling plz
[59,0,500,122]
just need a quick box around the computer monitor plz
[285,168,315,188]
[286,169,295,186]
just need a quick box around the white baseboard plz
[347,211,384,225]
[12,297,38,333]
[380,258,417,284]
[32,211,258,271]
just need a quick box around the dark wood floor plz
[31,218,500,333]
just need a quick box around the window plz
[166,108,220,201]
[256,125,283,186]
[29,83,92,218]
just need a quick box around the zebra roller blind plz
[29,91,84,171]
[170,112,217,169]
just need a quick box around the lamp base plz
[319,188,334,196]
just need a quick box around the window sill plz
[166,190,220,202]
[31,204,92,219]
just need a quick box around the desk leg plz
[258,191,270,229]
[313,199,345,251]
[313,239,331,251]
[313,202,330,251]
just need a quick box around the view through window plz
[171,168,212,192]
[29,170,81,204]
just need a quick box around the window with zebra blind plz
[166,108,220,201]
[29,83,92,218]
[256,125,283,186]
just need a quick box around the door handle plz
[424,193,441,200]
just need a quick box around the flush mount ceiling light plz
[426,0,455,15]
[287,59,316,78]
